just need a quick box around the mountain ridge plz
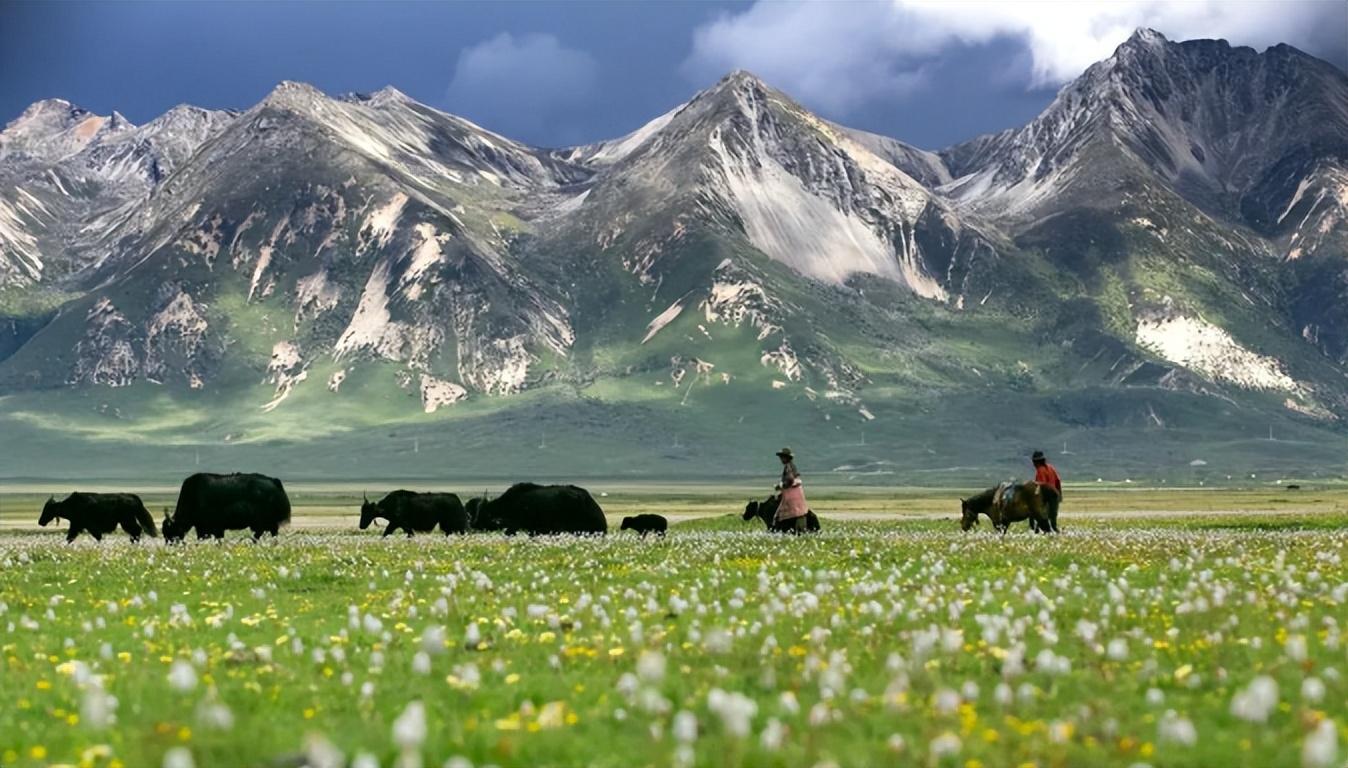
[2,30,1347,479]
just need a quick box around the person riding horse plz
[773,447,809,533]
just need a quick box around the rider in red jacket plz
[1031,450,1061,532]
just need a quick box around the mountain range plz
[2,29,1346,482]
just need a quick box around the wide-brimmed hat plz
[1031,450,1046,462]
[776,447,794,459]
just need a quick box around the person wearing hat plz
[1031,450,1062,532]
[774,447,809,533]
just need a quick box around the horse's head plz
[742,500,761,521]
[359,493,379,530]
[38,496,58,527]
[960,498,980,531]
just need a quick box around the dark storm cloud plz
[1,0,1342,152]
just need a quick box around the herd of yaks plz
[35,472,821,543]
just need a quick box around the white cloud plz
[683,0,1346,113]
[447,33,599,140]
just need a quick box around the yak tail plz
[136,505,159,537]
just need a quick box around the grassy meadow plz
[0,486,1346,767]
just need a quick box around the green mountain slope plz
[1,33,1346,482]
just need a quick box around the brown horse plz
[960,482,1055,534]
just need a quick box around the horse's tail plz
[136,504,158,537]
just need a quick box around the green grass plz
[2,491,1347,767]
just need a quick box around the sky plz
[2,0,1345,150]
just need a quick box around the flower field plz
[1,518,1346,767]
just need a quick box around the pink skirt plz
[775,483,808,522]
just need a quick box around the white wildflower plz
[929,732,961,759]
[707,688,757,738]
[1231,676,1278,724]
[393,700,427,750]
[1302,719,1338,768]
[672,710,698,743]
[162,747,195,768]
[412,651,432,676]
[168,660,198,692]
[637,650,666,683]
[1158,710,1197,747]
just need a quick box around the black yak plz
[960,482,1055,534]
[39,493,158,542]
[620,514,667,537]
[360,490,468,536]
[163,473,291,542]
[742,495,821,534]
[465,483,606,536]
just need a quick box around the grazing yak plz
[960,481,1056,534]
[465,483,606,536]
[743,495,821,534]
[360,490,468,536]
[164,473,291,542]
[620,514,668,537]
[39,493,158,542]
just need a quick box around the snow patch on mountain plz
[761,341,803,381]
[1136,313,1301,392]
[0,197,42,282]
[419,374,468,413]
[362,193,407,251]
[399,223,449,299]
[335,259,405,360]
[711,137,882,285]
[701,261,782,341]
[70,298,139,387]
[295,269,342,323]
[473,336,532,396]
[144,290,210,387]
[262,340,308,412]
[709,130,946,299]
[642,296,687,344]
[1283,165,1348,260]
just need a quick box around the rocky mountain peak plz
[1120,27,1168,51]
[370,85,410,105]
[1,98,136,163]
[258,80,328,112]
[698,69,777,112]
[6,98,83,128]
